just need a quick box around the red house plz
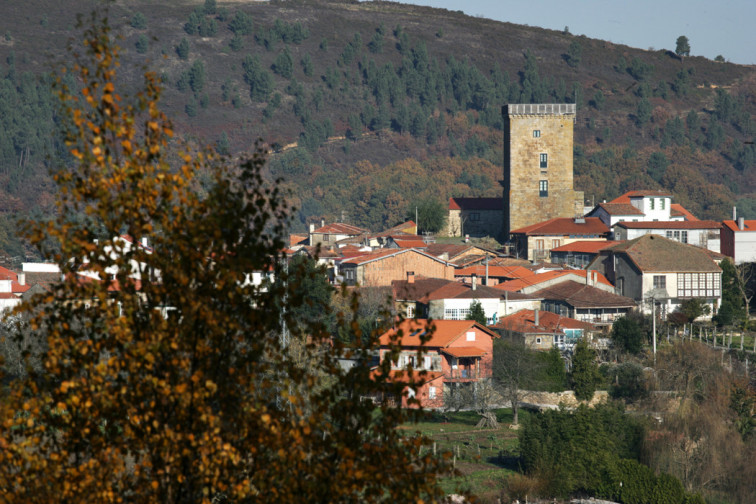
[376,319,498,408]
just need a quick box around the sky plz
[393,0,756,65]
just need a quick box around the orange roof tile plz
[610,190,672,203]
[493,270,612,292]
[615,220,721,230]
[491,309,596,333]
[509,217,609,236]
[670,204,698,221]
[392,239,428,248]
[722,220,756,232]
[442,346,488,357]
[378,319,497,348]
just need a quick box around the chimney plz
[17,273,25,286]
[733,206,737,221]
[309,223,315,233]
[321,218,325,228]
[586,269,591,286]
[471,273,477,291]
[140,237,148,248]
[534,308,540,327]
[407,271,415,284]
[738,217,745,230]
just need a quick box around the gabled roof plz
[454,265,534,279]
[550,240,616,253]
[392,277,458,301]
[614,220,721,230]
[448,197,503,211]
[312,222,369,235]
[0,266,31,294]
[670,204,698,221]
[289,234,308,246]
[610,190,672,203]
[369,220,417,239]
[392,239,428,249]
[424,243,479,260]
[342,248,451,267]
[532,280,636,309]
[494,269,612,292]
[420,282,504,302]
[491,309,596,334]
[509,217,609,236]
[722,220,756,232]
[378,319,497,348]
[595,202,644,216]
[601,234,721,273]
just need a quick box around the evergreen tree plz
[272,47,293,79]
[188,60,205,94]
[611,316,644,354]
[242,54,273,102]
[635,97,652,127]
[301,53,313,76]
[571,339,600,401]
[135,34,148,54]
[228,10,253,35]
[675,35,690,57]
[565,40,582,68]
[466,300,487,325]
[176,38,190,60]
[130,12,147,29]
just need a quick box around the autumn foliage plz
[0,12,448,503]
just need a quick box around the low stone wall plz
[520,390,609,409]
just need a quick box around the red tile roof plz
[596,202,644,216]
[722,220,756,232]
[343,248,449,266]
[610,190,672,203]
[532,280,636,309]
[378,319,497,348]
[448,197,504,211]
[454,265,534,278]
[492,309,596,333]
[493,269,612,292]
[509,217,609,236]
[670,204,698,221]
[442,346,487,357]
[392,239,428,249]
[614,220,721,230]
[550,240,616,253]
[313,222,369,235]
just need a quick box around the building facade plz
[503,104,584,238]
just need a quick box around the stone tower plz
[503,103,584,238]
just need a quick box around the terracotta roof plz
[392,239,428,249]
[610,190,672,203]
[313,222,369,235]
[378,319,497,348]
[614,220,721,230]
[343,248,450,267]
[392,278,457,301]
[448,197,504,211]
[596,202,644,216]
[442,346,488,357]
[368,221,417,238]
[550,240,616,253]
[491,309,596,333]
[420,282,504,302]
[532,280,636,309]
[289,234,308,246]
[454,265,533,279]
[602,234,721,273]
[509,217,609,236]
[722,220,756,232]
[494,269,612,292]
[670,204,698,221]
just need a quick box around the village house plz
[587,234,722,319]
[308,221,370,247]
[445,197,504,238]
[494,268,615,295]
[0,265,31,312]
[533,280,637,328]
[491,308,597,351]
[453,264,535,286]
[586,190,696,229]
[508,217,610,262]
[721,216,756,263]
[375,319,498,408]
[340,248,455,287]
[549,240,615,269]
[612,220,721,253]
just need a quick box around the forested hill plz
[0,0,755,258]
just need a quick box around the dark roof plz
[392,278,457,301]
[596,202,644,216]
[603,235,721,273]
[509,217,609,236]
[614,220,721,230]
[313,222,369,235]
[424,243,476,260]
[532,280,637,309]
[449,197,504,211]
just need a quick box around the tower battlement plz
[506,103,576,117]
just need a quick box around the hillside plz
[0,0,755,257]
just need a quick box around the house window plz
[539,153,548,169]
[469,212,481,221]
[666,231,673,239]
[445,308,469,320]
[535,337,542,344]
[535,239,545,250]
[345,269,355,280]
[428,386,436,399]
[533,130,541,138]
[407,305,415,318]
[661,198,666,210]
[681,231,688,244]
[322,234,330,241]
[552,239,561,249]
[650,199,655,210]
[678,273,721,298]
[674,230,680,241]
[653,275,666,289]
[466,331,476,341]
[539,180,548,197]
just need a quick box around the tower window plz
[533,130,541,138]
[539,180,548,197]
[540,153,548,169]
[650,198,655,210]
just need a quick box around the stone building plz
[503,103,584,238]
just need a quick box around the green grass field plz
[402,408,528,501]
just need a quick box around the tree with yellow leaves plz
[0,11,450,503]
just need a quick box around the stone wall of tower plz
[503,104,584,237]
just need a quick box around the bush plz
[611,316,644,354]
[130,12,146,29]
[135,34,148,54]
[608,362,648,402]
